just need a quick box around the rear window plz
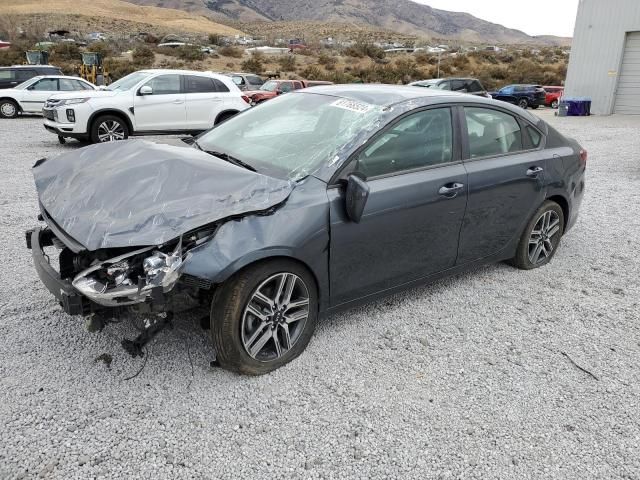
[468,80,484,93]
[16,69,37,81]
[212,79,229,92]
[247,75,264,86]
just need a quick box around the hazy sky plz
[415,0,580,37]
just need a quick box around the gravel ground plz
[0,111,639,480]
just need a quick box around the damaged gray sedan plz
[27,85,586,374]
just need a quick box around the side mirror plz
[345,174,369,223]
[139,85,153,96]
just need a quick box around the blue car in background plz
[490,84,546,109]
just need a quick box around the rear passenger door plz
[456,105,548,264]
[184,74,222,130]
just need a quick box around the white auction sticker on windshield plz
[330,98,373,113]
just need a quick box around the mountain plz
[125,0,570,45]
[0,0,241,37]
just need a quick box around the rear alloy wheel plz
[211,259,318,375]
[518,98,529,109]
[551,100,559,109]
[0,99,19,118]
[510,200,564,270]
[91,115,129,143]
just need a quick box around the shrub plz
[277,55,296,71]
[300,65,323,80]
[175,46,205,62]
[241,53,263,74]
[49,42,81,62]
[219,46,243,58]
[89,41,113,60]
[0,47,25,67]
[132,45,155,67]
[344,42,385,60]
[318,53,337,70]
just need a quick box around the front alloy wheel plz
[518,98,529,109]
[211,259,318,375]
[241,273,309,361]
[510,200,565,270]
[90,114,129,143]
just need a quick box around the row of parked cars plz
[0,65,336,143]
[409,77,564,110]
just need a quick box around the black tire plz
[0,99,19,118]
[210,259,318,375]
[215,111,238,125]
[517,98,529,109]
[90,114,129,143]
[510,200,565,270]
[530,105,539,110]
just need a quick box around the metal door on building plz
[614,32,640,114]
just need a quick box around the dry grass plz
[0,0,241,36]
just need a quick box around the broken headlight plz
[72,241,186,307]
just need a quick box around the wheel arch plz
[214,109,240,125]
[546,194,569,228]
[0,96,22,112]
[88,109,134,134]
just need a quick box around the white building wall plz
[565,0,640,114]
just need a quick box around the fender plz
[87,108,134,133]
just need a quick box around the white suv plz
[42,69,250,143]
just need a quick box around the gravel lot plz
[0,111,639,479]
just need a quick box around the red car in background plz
[544,86,564,109]
[245,79,333,105]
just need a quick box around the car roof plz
[29,75,92,80]
[298,84,460,106]
[298,84,541,123]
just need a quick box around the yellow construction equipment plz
[25,50,50,65]
[80,52,110,86]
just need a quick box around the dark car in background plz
[0,65,63,89]
[27,86,586,375]
[409,77,491,98]
[491,84,546,109]
[224,72,265,92]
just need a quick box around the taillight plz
[241,95,251,104]
[579,149,588,166]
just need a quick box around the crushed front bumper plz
[26,227,89,316]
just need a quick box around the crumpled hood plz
[33,140,294,251]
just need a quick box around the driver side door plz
[133,74,186,131]
[328,107,468,307]
[23,78,59,112]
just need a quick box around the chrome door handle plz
[172,100,184,104]
[526,166,544,177]
[438,183,464,197]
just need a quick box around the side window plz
[293,81,303,90]
[526,126,542,148]
[464,107,523,158]
[185,75,216,93]
[231,76,245,86]
[74,80,93,90]
[248,75,264,86]
[355,108,454,178]
[451,80,467,91]
[16,69,37,81]
[438,81,451,90]
[143,74,181,95]
[280,83,293,93]
[31,78,58,91]
[59,79,79,91]
[468,81,483,93]
[0,70,14,80]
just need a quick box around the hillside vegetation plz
[0,0,241,37]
